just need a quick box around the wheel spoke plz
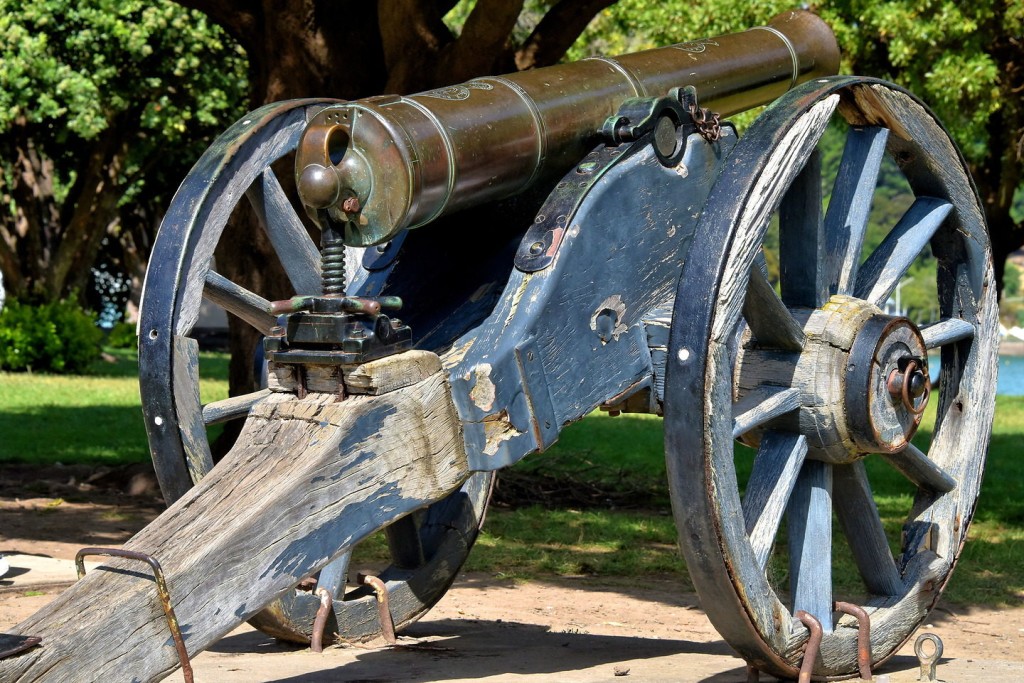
[384,514,426,570]
[732,386,802,439]
[787,459,833,631]
[172,335,215,481]
[833,462,903,596]
[823,126,890,296]
[202,389,273,426]
[316,550,352,596]
[879,443,956,493]
[246,168,323,295]
[854,197,953,306]
[921,318,975,349]
[743,431,807,569]
[779,149,826,308]
[203,270,278,335]
[743,265,806,352]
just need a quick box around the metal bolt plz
[342,196,361,213]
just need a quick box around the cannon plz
[1,9,997,681]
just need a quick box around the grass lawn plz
[464,399,1024,607]
[0,348,228,465]
[1,349,1020,607]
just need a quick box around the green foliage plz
[0,0,249,302]
[0,1,247,146]
[105,321,138,350]
[0,347,228,464]
[0,299,102,373]
[1006,263,1022,299]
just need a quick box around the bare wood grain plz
[172,336,214,482]
[203,270,278,335]
[2,368,468,682]
[742,266,805,352]
[822,126,889,295]
[246,169,322,295]
[202,389,273,425]
[920,318,974,349]
[854,197,952,306]
[833,461,903,596]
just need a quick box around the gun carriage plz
[1,10,997,682]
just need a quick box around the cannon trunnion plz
[1,11,998,682]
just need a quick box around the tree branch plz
[446,0,524,76]
[378,0,454,90]
[516,0,616,70]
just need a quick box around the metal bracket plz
[0,634,41,661]
[514,142,627,273]
[76,547,193,683]
[515,337,559,449]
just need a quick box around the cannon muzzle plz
[296,10,839,246]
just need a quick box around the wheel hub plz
[736,295,929,462]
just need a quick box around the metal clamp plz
[915,632,943,681]
[0,634,42,660]
[76,547,193,683]
[794,610,823,683]
[835,601,873,679]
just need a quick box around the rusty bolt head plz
[342,196,361,213]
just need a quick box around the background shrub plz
[0,299,103,373]
[106,321,138,350]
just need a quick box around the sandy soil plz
[2,466,1023,682]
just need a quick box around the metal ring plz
[901,360,931,415]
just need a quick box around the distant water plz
[996,354,1024,396]
[929,354,1024,396]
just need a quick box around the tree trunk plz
[172,0,624,443]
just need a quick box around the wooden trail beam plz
[1,363,468,682]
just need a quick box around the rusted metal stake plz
[76,547,193,683]
[310,587,334,653]
[915,632,943,681]
[358,573,396,645]
[835,601,873,680]
[794,610,823,683]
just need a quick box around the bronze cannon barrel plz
[296,10,840,246]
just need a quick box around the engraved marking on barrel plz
[671,38,720,53]
[419,81,494,101]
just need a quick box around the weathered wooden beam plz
[1,361,468,682]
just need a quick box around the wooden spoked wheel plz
[139,99,492,644]
[664,77,998,678]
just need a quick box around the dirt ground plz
[2,465,1023,682]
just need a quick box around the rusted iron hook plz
[834,601,872,680]
[310,587,334,653]
[76,547,193,683]
[794,610,823,683]
[358,573,397,645]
